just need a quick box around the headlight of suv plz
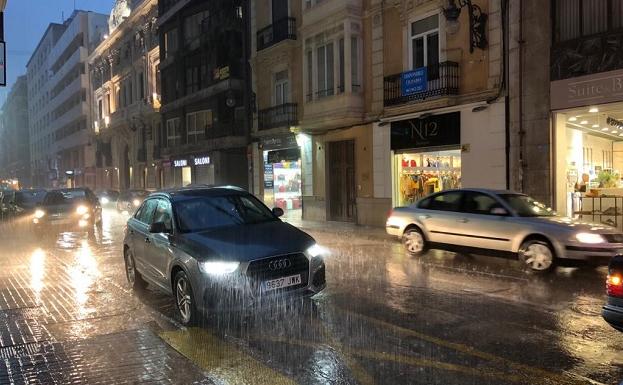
[575,232,606,244]
[76,205,89,215]
[198,261,240,275]
[306,243,328,259]
[34,209,45,219]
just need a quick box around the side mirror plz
[490,207,508,216]
[272,207,284,217]
[149,221,171,233]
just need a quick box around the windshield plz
[499,194,557,217]
[43,190,86,205]
[174,194,277,232]
[15,190,46,205]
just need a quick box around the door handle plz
[419,214,431,220]
[458,218,469,223]
[145,237,151,244]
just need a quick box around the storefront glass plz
[393,148,461,206]
[263,152,302,219]
[554,103,623,219]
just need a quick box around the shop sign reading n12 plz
[390,112,460,151]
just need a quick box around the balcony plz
[383,62,459,107]
[258,103,298,130]
[257,18,296,51]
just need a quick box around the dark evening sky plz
[2,0,113,100]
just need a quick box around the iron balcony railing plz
[383,61,459,107]
[257,17,296,51]
[258,103,298,130]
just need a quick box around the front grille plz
[246,253,309,293]
[603,234,623,243]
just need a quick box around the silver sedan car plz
[123,186,326,325]
[386,189,623,272]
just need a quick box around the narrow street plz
[0,209,619,384]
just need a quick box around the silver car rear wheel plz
[403,228,426,255]
[519,240,555,272]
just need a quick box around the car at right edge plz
[603,255,623,331]
[386,188,623,272]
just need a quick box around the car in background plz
[0,189,15,221]
[8,189,47,218]
[603,255,623,332]
[33,188,102,232]
[386,189,623,273]
[96,189,120,208]
[117,189,149,213]
[123,186,326,325]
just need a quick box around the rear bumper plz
[603,304,623,330]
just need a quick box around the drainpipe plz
[503,0,510,190]
[518,0,525,192]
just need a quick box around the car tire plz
[518,239,556,273]
[403,227,427,256]
[125,250,147,290]
[174,271,199,326]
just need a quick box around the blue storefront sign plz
[401,67,428,96]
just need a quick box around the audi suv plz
[123,186,327,325]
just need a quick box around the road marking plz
[159,327,298,385]
[255,335,523,383]
[337,308,607,385]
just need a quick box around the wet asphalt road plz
[0,209,621,385]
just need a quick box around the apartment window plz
[274,70,289,105]
[338,38,345,93]
[138,72,145,101]
[106,93,111,114]
[166,118,181,147]
[164,28,178,58]
[184,11,209,46]
[554,0,623,42]
[186,66,199,95]
[316,43,334,98]
[351,37,360,92]
[410,14,439,78]
[186,110,212,143]
[98,99,103,120]
[306,50,313,101]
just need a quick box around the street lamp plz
[443,0,488,53]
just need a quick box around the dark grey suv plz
[123,186,327,325]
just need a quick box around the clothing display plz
[396,150,461,206]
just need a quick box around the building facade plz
[89,0,160,191]
[27,11,109,189]
[0,76,30,187]
[157,0,250,189]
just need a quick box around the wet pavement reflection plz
[0,210,621,384]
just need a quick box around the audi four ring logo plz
[269,259,291,270]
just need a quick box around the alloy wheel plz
[522,243,554,271]
[125,254,136,284]
[404,230,425,254]
[176,277,192,323]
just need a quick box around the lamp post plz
[443,0,488,53]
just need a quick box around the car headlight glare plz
[100,197,109,204]
[575,232,605,244]
[133,199,141,207]
[76,205,89,215]
[199,261,239,275]
[34,209,45,219]
[306,244,327,259]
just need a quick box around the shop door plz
[182,166,192,186]
[328,140,356,222]
[195,165,215,185]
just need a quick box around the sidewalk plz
[285,218,392,243]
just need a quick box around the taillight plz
[607,274,623,297]
[387,209,394,218]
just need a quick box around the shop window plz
[274,70,289,105]
[410,14,439,79]
[166,118,181,147]
[186,110,212,143]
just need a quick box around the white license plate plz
[50,218,73,225]
[263,274,302,291]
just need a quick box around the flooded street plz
[0,209,621,385]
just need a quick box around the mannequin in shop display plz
[574,173,589,193]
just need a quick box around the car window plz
[426,191,463,212]
[499,194,556,217]
[43,190,86,205]
[135,199,158,224]
[462,192,501,215]
[174,193,277,233]
[152,199,173,230]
